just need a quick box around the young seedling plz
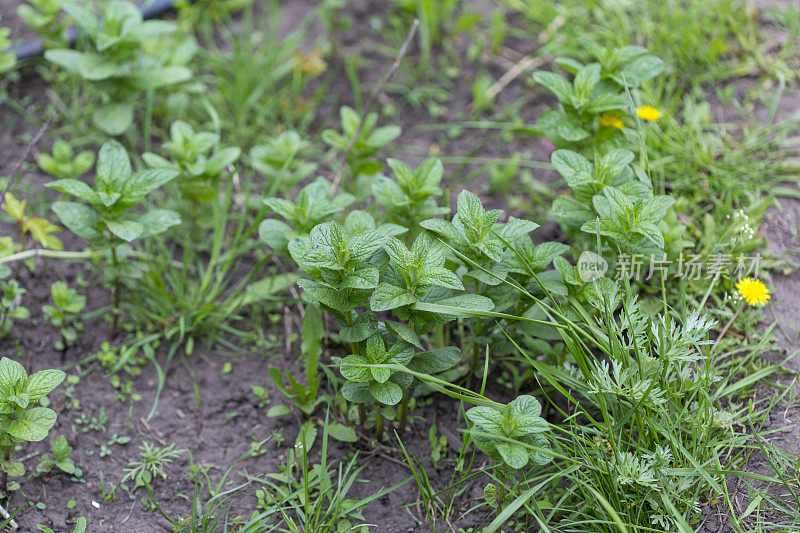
[37,140,95,181]
[0,357,65,496]
[43,281,86,351]
[466,395,551,511]
[121,442,186,492]
[46,140,181,331]
[35,435,80,477]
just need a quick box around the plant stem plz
[111,245,121,334]
[1,447,10,499]
[358,404,366,426]
[375,407,384,441]
[471,281,483,371]
[398,392,410,433]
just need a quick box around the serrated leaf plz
[370,284,416,312]
[369,380,403,405]
[4,407,57,442]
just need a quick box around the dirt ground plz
[1,0,799,532]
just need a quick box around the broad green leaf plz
[106,218,143,242]
[341,382,372,404]
[496,442,529,469]
[93,104,133,136]
[25,369,65,400]
[0,357,26,395]
[297,279,350,312]
[369,380,403,405]
[45,179,99,205]
[4,406,57,442]
[138,209,181,237]
[327,422,358,443]
[370,284,416,312]
[340,355,372,383]
[532,71,573,103]
[407,347,460,374]
[385,321,422,349]
[52,435,73,460]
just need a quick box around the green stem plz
[375,407,384,441]
[472,281,483,371]
[1,446,10,499]
[111,245,121,334]
[0,249,94,264]
[358,404,366,426]
[398,392,410,433]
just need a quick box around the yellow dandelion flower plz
[735,277,770,307]
[636,105,662,121]
[599,113,624,130]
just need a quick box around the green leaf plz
[370,284,417,312]
[532,71,573,103]
[93,104,134,136]
[341,268,380,290]
[45,179,99,205]
[258,219,292,251]
[327,422,358,443]
[266,404,292,417]
[551,150,592,183]
[4,407,57,442]
[340,355,372,383]
[52,435,73,460]
[25,369,66,400]
[0,460,24,477]
[0,357,27,395]
[105,218,143,242]
[341,382,372,404]
[138,209,181,237]
[407,347,460,373]
[297,279,350,312]
[121,169,180,206]
[51,202,103,245]
[369,381,403,405]
[496,442,529,469]
[385,321,422,349]
[620,55,665,86]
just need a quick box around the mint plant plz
[550,148,674,254]
[249,131,317,195]
[44,1,194,135]
[43,281,86,351]
[533,44,664,150]
[258,178,356,255]
[46,140,181,331]
[0,357,66,496]
[322,106,401,194]
[35,435,80,477]
[142,120,241,205]
[37,140,95,181]
[372,157,449,237]
[466,395,551,511]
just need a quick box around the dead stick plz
[711,303,743,352]
[329,19,419,196]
